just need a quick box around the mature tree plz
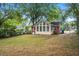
[21,4,49,25]
[0,3,28,37]
[20,3,60,34]
[0,4,9,26]
[0,4,23,27]
[48,6,61,22]
[66,3,79,34]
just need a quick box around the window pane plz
[43,26,45,31]
[51,25,54,31]
[47,26,49,31]
[37,26,39,31]
[43,22,45,25]
[40,23,42,25]
[40,26,42,32]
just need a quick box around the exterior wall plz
[33,21,61,35]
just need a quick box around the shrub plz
[26,30,32,34]
[0,28,17,38]
[0,28,10,38]
[25,26,32,34]
[76,30,79,35]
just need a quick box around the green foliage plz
[70,22,76,27]
[1,3,79,37]
[0,19,27,38]
[48,7,61,22]
[0,3,28,37]
[3,19,20,28]
[21,4,57,25]
[0,28,16,38]
[8,10,22,21]
[25,26,32,34]
[67,4,79,34]
[15,29,25,35]
[76,30,79,35]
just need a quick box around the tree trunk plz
[32,21,35,35]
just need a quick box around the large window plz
[36,22,50,32]
[43,26,45,31]
[43,22,45,25]
[47,25,49,31]
[40,26,42,31]
[37,26,39,31]
[47,24,49,31]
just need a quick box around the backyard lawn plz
[0,33,79,56]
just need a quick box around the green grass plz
[0,35,47,47]
[0,34,79,55]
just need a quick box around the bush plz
[0,28,17,38]
[15,28,26,35]
[0,26,32,38]
[76,30,79,35]
[25,26,32,34]
[26,30,32,34]
[0,28,10,38]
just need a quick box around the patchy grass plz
[0,34,79,56]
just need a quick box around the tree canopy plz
[0,3,79,37]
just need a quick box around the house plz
[32,20,61,35]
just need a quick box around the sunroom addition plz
[32,21,60,35]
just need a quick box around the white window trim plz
[36,22,51,32]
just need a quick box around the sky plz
[58,3,76,22]
[57,3,67,10]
